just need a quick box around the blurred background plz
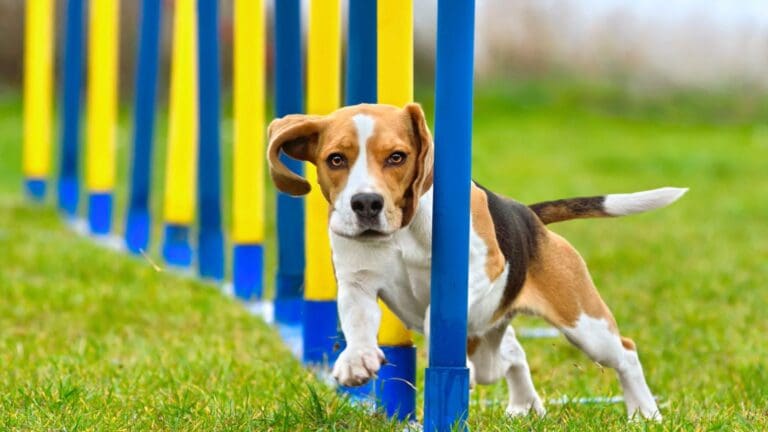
[1,1,767,429]
[1,0,767,95]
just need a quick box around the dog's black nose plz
[351,193,384,219]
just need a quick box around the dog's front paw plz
[506,395,545,417]
[628,408,662,423]
[332,346,386,387]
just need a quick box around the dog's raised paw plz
[332,346,386,387]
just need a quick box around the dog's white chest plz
[390,190,508,335]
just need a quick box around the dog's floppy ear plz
[403,103,434,224]
[267,114,324,196]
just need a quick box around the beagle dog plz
[267,103,685,420]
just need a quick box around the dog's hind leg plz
[470,324,545,416]
[515,231,661,421]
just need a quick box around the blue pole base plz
[198,228,224,281]
[24,178,46,202]
[274,273,304,326]
[87,192,113,235]
[57,176,79,218]
[302,299,340,365]
[423,366,470,432]
[377,345,417,420]
[233,243,264,300]
[125,210,151,255]
[162,224,192,267]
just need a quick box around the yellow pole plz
[306,0,340,302]
[303,0,341,364]
[23,0,55,200]
[377,0,414,348]
[85,0,120,233]
[232,0,266,298]
[162,0,198,266]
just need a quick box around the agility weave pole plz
[22,0,54,201]
[57,0,84,219]
[162,0,198,268]
[338,0,378,404]
[273,0,306,330]
[424,0,476,429]
[85,0,120,236]
[375,0,418,421]
[232,0,266,301]
[196,0,225,281]
[302,0,343,368]
[125,0,163,255]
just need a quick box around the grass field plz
[1,81,767,430]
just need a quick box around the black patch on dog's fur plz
[477,184,543,312]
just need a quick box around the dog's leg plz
[516,232,661,421]
[332,280,385,387]
[560,314,660,421]
[500,326,546,416]
[470,324,545,416]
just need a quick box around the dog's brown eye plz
[386,151,406,166]
[327,153,347,169]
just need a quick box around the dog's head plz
[267,103,433,240]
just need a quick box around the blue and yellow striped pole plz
[424,0,476,429]
[58,0,85,218]
[338,0,377,401]
[376,0,417,420]
[162,0,197,267]
[304,0,341,365]
[85,0,120,235]
[273,0,306,327]
[232,0,266,300]
[23,0,55,201]
[125,0,163,254]
[196,0,225,281]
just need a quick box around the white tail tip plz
[604,187,688,216]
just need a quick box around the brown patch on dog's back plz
[470,184,505,281]
[511,231,617,331]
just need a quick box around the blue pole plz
[346,0,377,106]
[273,0,305,326]
[58,0,85,219]
[125,0,162,255]
[196,0,224,281]
[423,0,475,430]
[338,0,377,403]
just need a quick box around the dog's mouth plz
[335,228,392,241]
[358,229,389,239]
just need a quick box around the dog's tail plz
[529,187,688,225]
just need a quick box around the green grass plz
[1,80,767,430]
